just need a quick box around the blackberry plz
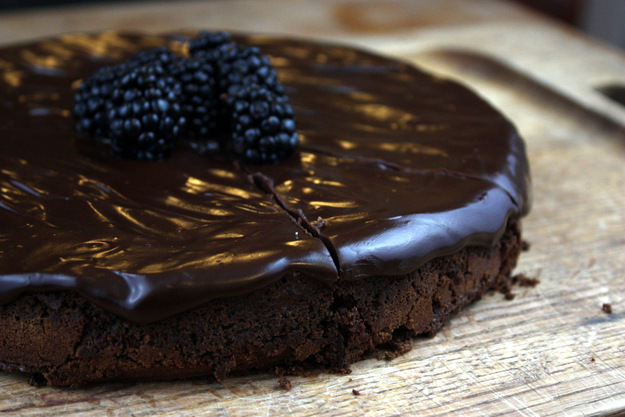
[106,64,186,160]
[168,56,220,139]
[73,63,129,137]
[126,46,220,140]
[188,31,232,55]
[196,42,284,98]
[227,85,298,164]
[74,32,299,164]
[74,61,186,160]
[126,47,179,68]
[73,48,178,137]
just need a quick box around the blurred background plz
[0,0,624,50]
[514,0,625,50]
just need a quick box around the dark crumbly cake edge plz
[0,220,522,387]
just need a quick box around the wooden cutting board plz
[1,1,625,415]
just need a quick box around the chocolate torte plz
[0,32,531,386]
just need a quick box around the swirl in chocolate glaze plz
[0,32,530,323]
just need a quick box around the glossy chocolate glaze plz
[0,32,530,323]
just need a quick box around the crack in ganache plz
[248,171,342,276]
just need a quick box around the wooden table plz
[1,1,625,415]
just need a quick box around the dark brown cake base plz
[0,220,522,387]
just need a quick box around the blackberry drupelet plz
[168,56,220,140]
[227,85,298,164]
[188,31,232,55]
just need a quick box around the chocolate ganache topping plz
[0,32,530,323]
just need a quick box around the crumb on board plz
[504,292,516,300]
[512,274,540,287]
[602,303,613,314]
[521,240,531,251]
[277,376,292,391]
[352,389,361,396]
[499,273,540,300]
[591,357,596,362]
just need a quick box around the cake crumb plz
[504,292,516,300]
[352,389,361,396]
[590,357,595,362]
[277,376,292,391]
[496,278,514,300]
[521,240,531,251]
[498,272,539,301]
[313,216,326,229]
[512,274,540,288]
[602,303,613,314]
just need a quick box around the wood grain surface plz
[1,1,625,416]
